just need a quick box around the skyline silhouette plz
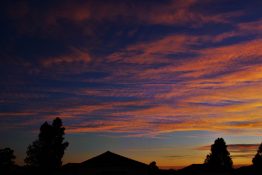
[1,118,262,175]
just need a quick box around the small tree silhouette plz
[25,117,69,172]
[149,161,159,175]
[204,138,233,171]
[252,142,262,170]
[0,148,16,172]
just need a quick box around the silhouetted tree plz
[252,142,262,170]
[25,117,69,172]
[204,138,233,171]
[149,161,159,175]
[0,148,16,172]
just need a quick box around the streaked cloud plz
[197,144,259,152]
[41,48,92,67]
[196,143,259,159]
[8,0,238,27]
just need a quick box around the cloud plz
[84,25,262,135]
[165,155,190,158]
[197,144,259,152]
[0,112,36,116]
[4,36,262,137]
[41,48,91,67]
[4,0,242,37]
[196,143,259,159]
[227,144,259,153]
[2,1,262,139]
[231,154,256,158]
[46,0,234,26]
[134,0,238,26]
[238,19,262,34]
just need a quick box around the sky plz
[1,0,262,168]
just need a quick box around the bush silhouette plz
[204,138,233,171]
[252,142,262,170]
[149,161,159,175]
[25,117,69,172]
[0,147,16,172]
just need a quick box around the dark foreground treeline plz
[1,164,262,175]
[1,118,262,175]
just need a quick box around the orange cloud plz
[197,144,259,152]
[196,143,259,164]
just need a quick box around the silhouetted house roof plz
[178,164,207,175]
[62,151,150,175]
[235,165,257,175]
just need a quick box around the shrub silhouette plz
[25,117,69,172]
[0,147,16,172]
[149,161,159,175]
[252,142,262,170]
[204,138,233,171]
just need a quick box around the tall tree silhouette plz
[252,142,262,170]
[204,138,233,171]
[25,117,69,172]
[0,148,16,173]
